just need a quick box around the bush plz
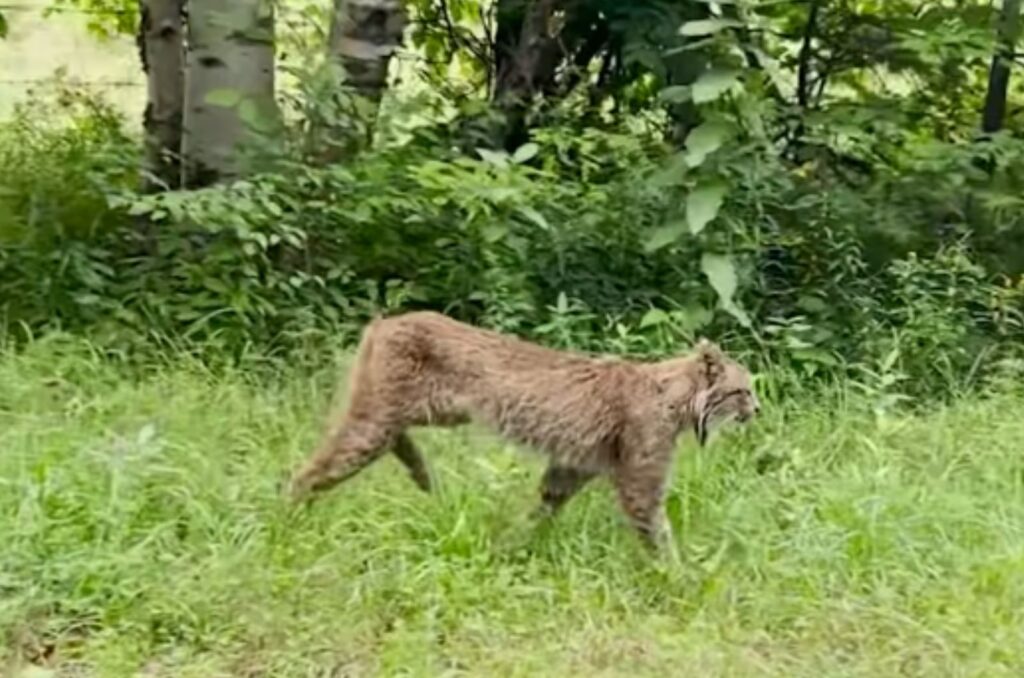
[0,80,137,334]
[1,84,1022,399]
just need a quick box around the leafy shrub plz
[1,82,1022,401]
[0,80,136,333]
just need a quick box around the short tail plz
[345,317,381,400]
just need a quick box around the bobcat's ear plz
[695,337,725,384]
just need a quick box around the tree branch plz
[796,0,821,109]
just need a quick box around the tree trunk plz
[494,0,559,101]
[493,0,526,97]
[982,0,1022,134]
[493,0,566,150]
[320,0,406,162]
[327,0,406,101]
[181,0,278,188]
[137,0,184,191]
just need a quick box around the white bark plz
[182,0,278,187]
[328,0,406,101]
[139,0,184,191]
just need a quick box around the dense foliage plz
[2,1,1024,397]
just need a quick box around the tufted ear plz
[695,337,725,384]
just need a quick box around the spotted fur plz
[288,311,759,552]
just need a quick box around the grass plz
[2,336,1024,677]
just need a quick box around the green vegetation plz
[3,0,1024,674]
[0,1,1021,388]
[2,82,1023,395]
[2,339,1024,676]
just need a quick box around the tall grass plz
[2,336,1023,676]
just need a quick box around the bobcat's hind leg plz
[392,432,433,492]
[289,420,394,501]
[532,465,596,519]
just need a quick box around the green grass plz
[2,336,1024,677]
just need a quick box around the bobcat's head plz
[692,339,760,446]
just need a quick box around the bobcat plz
[289,311,759,552]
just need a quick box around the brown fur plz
[288,311,759,552]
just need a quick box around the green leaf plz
[0,11,8,39]
[477,148,509,168]
[684,120,733,167]
[797,295,828,313]
[750,47,787,93]
[701,253,736,301]
[640,308,670,328]
[516,205,549,230]
[676,305,714,332]
[644,219,688,252]
[792,348,840,367]
[204,88,242,107]
[687,181,728,235]
[692,69,741,104]
[659,85,692,104]
[481,223,509,243]
[678,18,742,37]
[127,200,154,216]
[511,142,539,164]
[701,253,751,328]
[237,98,278,132]
[649,152,690,188]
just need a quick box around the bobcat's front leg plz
[612,428,679,561]
[532,465,596,519]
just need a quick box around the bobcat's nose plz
[737,403,759,423]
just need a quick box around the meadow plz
[2,337,1023,677]
[4,0,1024,675]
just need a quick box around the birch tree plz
[181,0,278,187]
[138,0,184,190]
